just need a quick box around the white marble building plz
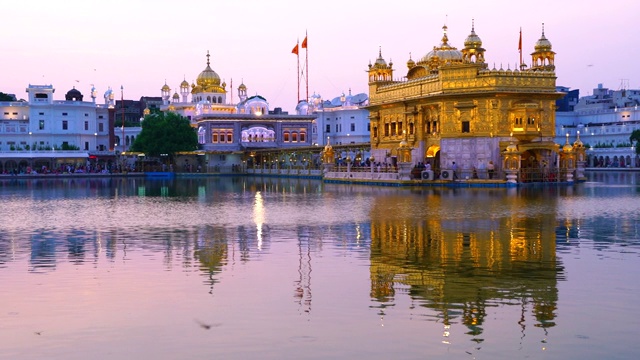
[556,84,640,167]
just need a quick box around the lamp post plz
[120,85,125,153]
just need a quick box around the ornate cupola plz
[161,82,171,105]
[462,19,486,64]
[406,52,416,70]
[238,81,247,103]
[531,23,555,71]
[180,77,190,102]
[367,47,394,84]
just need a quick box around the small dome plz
[573,132,584,148]
[65,87,83,101]
[161,83,170,92]
[464,22,483,49]
[180,79,189,88]
[372,47,388,68]
[295,100,310,115]
[406,54,415,69]
[172,92,180,100]
[238,83,247,91]
[535,25,553,51]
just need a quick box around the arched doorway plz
[425,145,440,170]
[5,160,18,173]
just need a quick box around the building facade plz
[157,51,316,172]
[304,90,370,147]
[0,85,115,174]
[366,24,563,177]
[555,83,640,168]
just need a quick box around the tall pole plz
[292,39,301,105]
[518,27,523,70]
[296,41,300,103]
[303,31,308,105]
[121,85,125,153]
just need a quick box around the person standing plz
[452,161,458,179]
[487,161,495,179]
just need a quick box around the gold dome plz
[373,47,388,68]
[406,53,415,69]
[194,51,224,93]
[573,132,584,148]
[161,83,170,92]
[464,21,483,49]
[535,25,553,51]
[419,25,463,66]
[172,91,180,100]
[180,79,189,88]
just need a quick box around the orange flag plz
[292,44,299,55]
[518,28,522,51]
[301,36,307,49]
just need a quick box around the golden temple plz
[366,22,565,180]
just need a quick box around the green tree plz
[130,112,199,157]
[630,130,640,155]
[0,92,16,101]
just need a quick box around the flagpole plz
[518,27,523,70]
[296,40,300,103]
[304,31,308,104]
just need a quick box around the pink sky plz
[2,0,638,112]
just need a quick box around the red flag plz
[518,28,522,51]
[301,36,307,49]
[292,44,299,55]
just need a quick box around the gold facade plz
[367,24,563,174]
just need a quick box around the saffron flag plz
[301,36,307,49]
[292,44,299,55]
[518,28,522,51]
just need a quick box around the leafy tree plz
[630,130,640,154]
[0,92,16,101]
[130,112,199,157]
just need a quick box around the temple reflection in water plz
[2,177,568,346]
[368,188,563,341]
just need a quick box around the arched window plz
[198,126,206,144]
[300,131,306,142]
[283,132,290,142]
[292,132,298,142]
[218,96,222,103]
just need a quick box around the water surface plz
[1,173,639,359]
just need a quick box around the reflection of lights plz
[442,324,450,343]
[253,191,265,250]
